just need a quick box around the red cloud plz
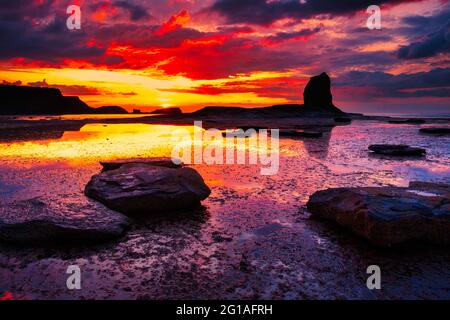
[91,2,119,22]
[159,76,307,101]
[155,10,191,36]
[0,291,13,300]
[103,30,312,80]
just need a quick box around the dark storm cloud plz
[94,24,206,48]
[0,0,54,20]
[397,24,450,59]
[401,5,450,32]
[314,49,398,75]
[0,1,105,63]
[338,27,395,47]
[397,7,450,59]
[336,68,450,97]
[209,0,415,25]
[215,26,255,34]
[114,1,152,21]
[0,18,105,61]
[263,27,321,43]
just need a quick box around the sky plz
[0,0,449,114]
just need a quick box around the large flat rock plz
[0,198,131,244]
[85,164,211,214]
[280,129,323,138]
[419,127,450,135]
[368,144,426,156]
[100,157,182,171]
[307,182,450,246]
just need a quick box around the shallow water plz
[0,120,449,299]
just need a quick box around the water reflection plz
[0,123,84,142]
[0,124,193,165]
[301,128,333,159]
[0,122,448,187]
[0,124,281,172]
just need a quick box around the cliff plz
[150,107,183,116]
[0,85,128,115]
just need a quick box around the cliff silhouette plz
[0,72,343,116]
[0,85,127,115]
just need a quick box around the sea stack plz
[302,72,343,114]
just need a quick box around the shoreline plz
[1,112,449,134]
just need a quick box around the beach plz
[0,117,449,299]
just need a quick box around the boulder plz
[307,182,450,246]
[419,127,450,135]
[388,118,426,124]
[222,129,257,138]
[368,144,426,156]
[238,126,268,131]
[85,164,211,215]
[100,157,182,171]
[0,198,130,244]
[280,130,323,138]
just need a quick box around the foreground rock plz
[85,164,211,214]
[419,127,450,135]
[307,181,450,246]
[0,198,130,244]
[100,157,182,171]
[368,144,426,156]
[388,118,426,124]
[280,130,323,138]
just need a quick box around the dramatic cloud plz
[155,10,191,35]
[262,27,321,45]
[209,0,416,25]
[397,7,450,59]
[0,2,105,63]
[113,1,152,21]
[160,76,305,100]
[90,1,152,22]
[336,68,450,98]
